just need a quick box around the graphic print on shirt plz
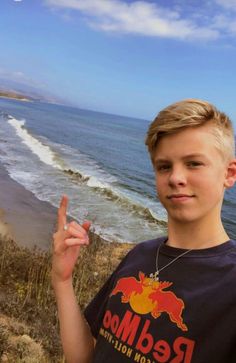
[98,271,195,362]
[110,271,187,332]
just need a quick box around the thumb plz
[82,220,91,232]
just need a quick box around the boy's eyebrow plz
[154,153,209,163]
[182,153,209,160]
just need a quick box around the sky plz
[0,0,236,122]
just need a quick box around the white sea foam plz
[7,117,63,169]
[50,141,118,190]
[86,176,110,189]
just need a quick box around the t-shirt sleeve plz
[83,247,135,338]
[84,272,115,338]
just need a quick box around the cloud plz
[215,0,236,11]
[0,69,47,88]
[209,1,236,35]
[45,0,219,41]
[211,14,236,35]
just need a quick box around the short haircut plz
[145,99,235,163]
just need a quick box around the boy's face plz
[153,124,235,225]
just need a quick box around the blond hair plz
[145,99,235,163]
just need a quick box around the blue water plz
[0,98,235,242]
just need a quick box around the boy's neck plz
[166,219,229,250]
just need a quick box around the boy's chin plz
[168,211,201,224]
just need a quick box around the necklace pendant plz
[149,270,159,281]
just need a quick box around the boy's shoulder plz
[125,237,236,262]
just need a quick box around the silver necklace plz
[150,232,228,281]
[149,243,193,281]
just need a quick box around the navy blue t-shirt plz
[84,237,236,363]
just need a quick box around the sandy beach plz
[0,162,57,249]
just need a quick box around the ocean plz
[0,98,236,243]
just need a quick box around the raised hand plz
[52,195,91,283]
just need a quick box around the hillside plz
[0,233,134,362]
[0,90,34,102]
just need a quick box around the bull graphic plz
[110,271,187,331]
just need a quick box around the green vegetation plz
[0,232,134,362]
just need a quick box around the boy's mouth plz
[167,194,195,202]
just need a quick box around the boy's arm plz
[52,276,94,363]
[51,195,95,363]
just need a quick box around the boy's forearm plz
[53,278,94,363]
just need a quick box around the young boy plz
[52,99,236,363]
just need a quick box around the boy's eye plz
[187,161,203,167]
[156,164,171,171]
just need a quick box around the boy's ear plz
[224,159,236,188]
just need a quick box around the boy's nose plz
[168,167,187,187]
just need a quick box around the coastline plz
[0,162,57,249]
[0,93,32,102]
[0,161,136,251]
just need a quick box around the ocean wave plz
[6,114,120,193]
[5,113,166,227]
[7,115,63,170]
[63,167,166,226]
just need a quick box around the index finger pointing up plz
[57,195,68,230]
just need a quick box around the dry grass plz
[0,232,134,362]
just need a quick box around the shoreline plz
[0,93,32,102]
[0,162,58,249]
[0,162,136,251]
